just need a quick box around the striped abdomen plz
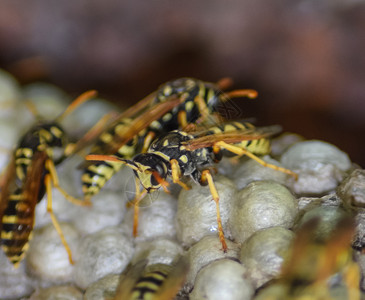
[82,118,140,198]
[0,189,35,266]
[200,121,272,156]
[130,266,171,300]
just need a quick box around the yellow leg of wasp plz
[170,159,191,190]
[44,173,74,265]
[46,159,92,206]
[201,170,227,252]
[214,141,298,180]
[194,96,210,123]
[177,110,188,128]
[132,177,147,237]
[141,131,156,153]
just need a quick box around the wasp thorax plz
[132,153,169,192]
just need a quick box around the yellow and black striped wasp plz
[0,90,97,267]
[113,257,189,300]
[264,216,360,300]
[81,77,257,201]
[86,121,298,252]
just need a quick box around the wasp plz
[0,90,96,267]
[86,121,298,252]
[81,77,257,201]
[273,216,360,299]
[114,257,188,300]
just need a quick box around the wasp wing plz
[0,157,16,234]
[13,151,47,243]
[0,151,46,265]
[95,96,183,156]
[184,125,282,151]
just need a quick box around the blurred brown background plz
[0,0,364,167]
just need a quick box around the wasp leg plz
[44,173,74,265]
[201,170,228,252]
[214,141,298,180]
[131,177,147,237]
[170,159,191,190]
[46,159,92,206]
[141,131,156,153]
[177,110,188,128]
[194,96,210,124]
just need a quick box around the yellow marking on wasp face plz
[50,126,63,138]
[179,155,188,164]
[134,164,156,189]
[185,100,194,112]
[163,139,169,147]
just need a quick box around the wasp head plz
[131,153,169,193]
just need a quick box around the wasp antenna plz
[216,77,234,90]
[56,90,98,122]
[223,89,258,100]
[85,154,122,162]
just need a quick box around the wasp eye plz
[150,172,159,186]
